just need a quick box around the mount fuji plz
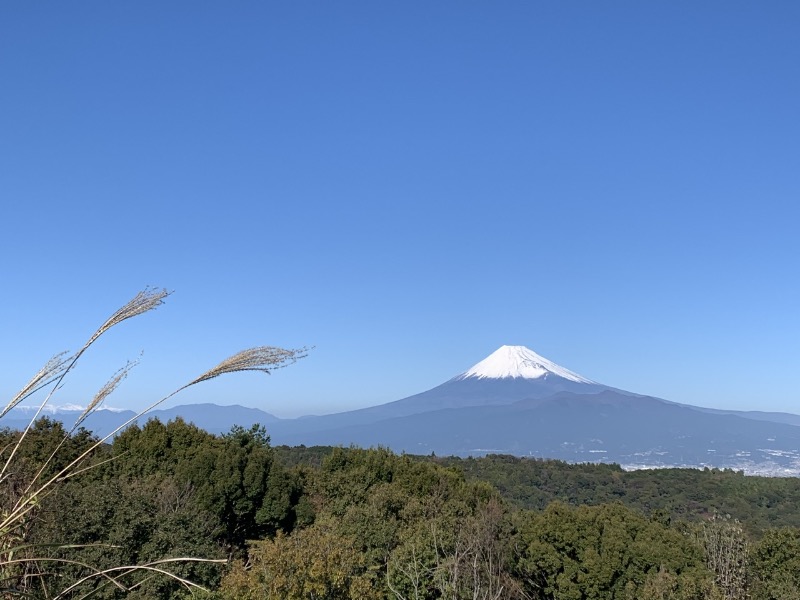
[266,345,800,475]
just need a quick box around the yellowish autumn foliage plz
[220,524,381,600]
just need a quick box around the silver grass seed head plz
[1,351,72,419]
[75,357,140,428]
[188,346,309,387]
[86,287,170,347]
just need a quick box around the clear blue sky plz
[2,2,798,418]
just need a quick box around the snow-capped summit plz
[456,345,594,383]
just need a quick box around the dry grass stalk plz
[0,554,226,598]
[52,557,227,599]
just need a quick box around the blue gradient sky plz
[2,2,798,417]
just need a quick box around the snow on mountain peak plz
[457,345,594,383]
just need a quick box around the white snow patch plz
[12,404,85,414]
[11,403,126,414]
[456,345,594,383]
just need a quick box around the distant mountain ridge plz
[4,403,279,437]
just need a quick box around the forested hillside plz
[4,419,800,599]
[432,454,800,536]
[277,446,800,535]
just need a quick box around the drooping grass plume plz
[0,352,72,419]
[82,287,170,351]
[74,357,139,429]
[185,345,309,387]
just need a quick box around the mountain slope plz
[273,390,800,473]
[269,345,611,437]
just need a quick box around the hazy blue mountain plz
[272,389,800,473]
[4,403,280,437]
[685,406,800,427]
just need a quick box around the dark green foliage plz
[13,418,310,599]
[431,454,800,536]
[273,444,335,469]
[750,527,800,599]
[515,502,713,599]
[111,420,306,550]
[0,418,99,487]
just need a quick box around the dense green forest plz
[4,418,800,599]
[275,447,800,536]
